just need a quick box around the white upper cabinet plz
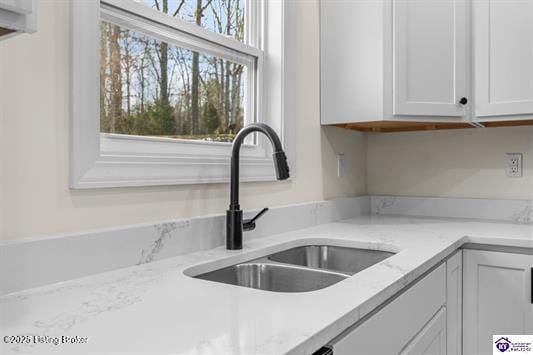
[394,0,467,117]
[0,0,36,40]
[474,0,533,119]
[320,0,533,131]
[320,0,387,124]
[0,0,32,14]
[320,0,470,129]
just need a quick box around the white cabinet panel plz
[393,0,467,117]
[0,0,33,14]
[446,250,462,355]
[463,250,533,355]
[320,0,533,129]
[332,264,446,355]
[0,0,35,37]
[474,0,533,118]
[320,0,385,124]
[401,307,447,355]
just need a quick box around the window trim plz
[70,0,293,188]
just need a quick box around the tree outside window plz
[100,0,247,143]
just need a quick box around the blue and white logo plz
[493,335,533,355]
[494,337,511,352]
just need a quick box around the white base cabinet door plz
[401,307,447,355]
[463,250,533,355]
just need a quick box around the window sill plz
[72,155,280,188]
[71,134,279,189]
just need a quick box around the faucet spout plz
[227,123,290,250]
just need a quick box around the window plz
[100,0,253,143]
[70,0,292,188]
[139,0,245,43]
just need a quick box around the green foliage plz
[100,0,246,141]
[203,103,220,133]
[107,100,176,136]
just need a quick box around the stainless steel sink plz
[195,262,347,292]
[267,245,395,275]
[192,244,396,293]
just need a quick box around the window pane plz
[100,21,247,142]
[138,0,245,43]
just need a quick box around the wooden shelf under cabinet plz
[330,119,533,133]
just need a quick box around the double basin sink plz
[193,245,395,293]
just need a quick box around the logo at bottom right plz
[493,335,533,354]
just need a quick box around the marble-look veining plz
[0,197,369,295]
[511,201,533,224]
[1,215,531,355]
[5,195,529,296]
[372,196,397,215]
[137,222,179,264]
[371,195,533,224]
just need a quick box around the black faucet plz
[226,123,290,250]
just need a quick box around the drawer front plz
[332,263,446,355]
[400,307,447,355]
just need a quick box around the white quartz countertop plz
[1,215,532,355]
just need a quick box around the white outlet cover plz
[505,153,523,178]
[337,153,345,177]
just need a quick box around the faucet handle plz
[243,207,269,231]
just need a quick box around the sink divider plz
[232,256,352,279]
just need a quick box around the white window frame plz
[70,0,294,188]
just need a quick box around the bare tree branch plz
[202,0,214,12]
[172,0,186,17]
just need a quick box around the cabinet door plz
[393,0,467,117]
[320,0,386,124]
[401,307,447,355]
[474,0,533,118]
[463,250,533,355]
[446,250,462,355]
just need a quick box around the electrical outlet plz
[337,153,345,177]
[506,153,523,178]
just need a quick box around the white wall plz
[0,0,367,241]
[367,127,533,199]
[2,1,531,243]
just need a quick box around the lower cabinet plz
[320,248,532,355]
[446,250,463,355]
[329,258,455,355]
[463,249,533,355]
[400,307,447,355]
